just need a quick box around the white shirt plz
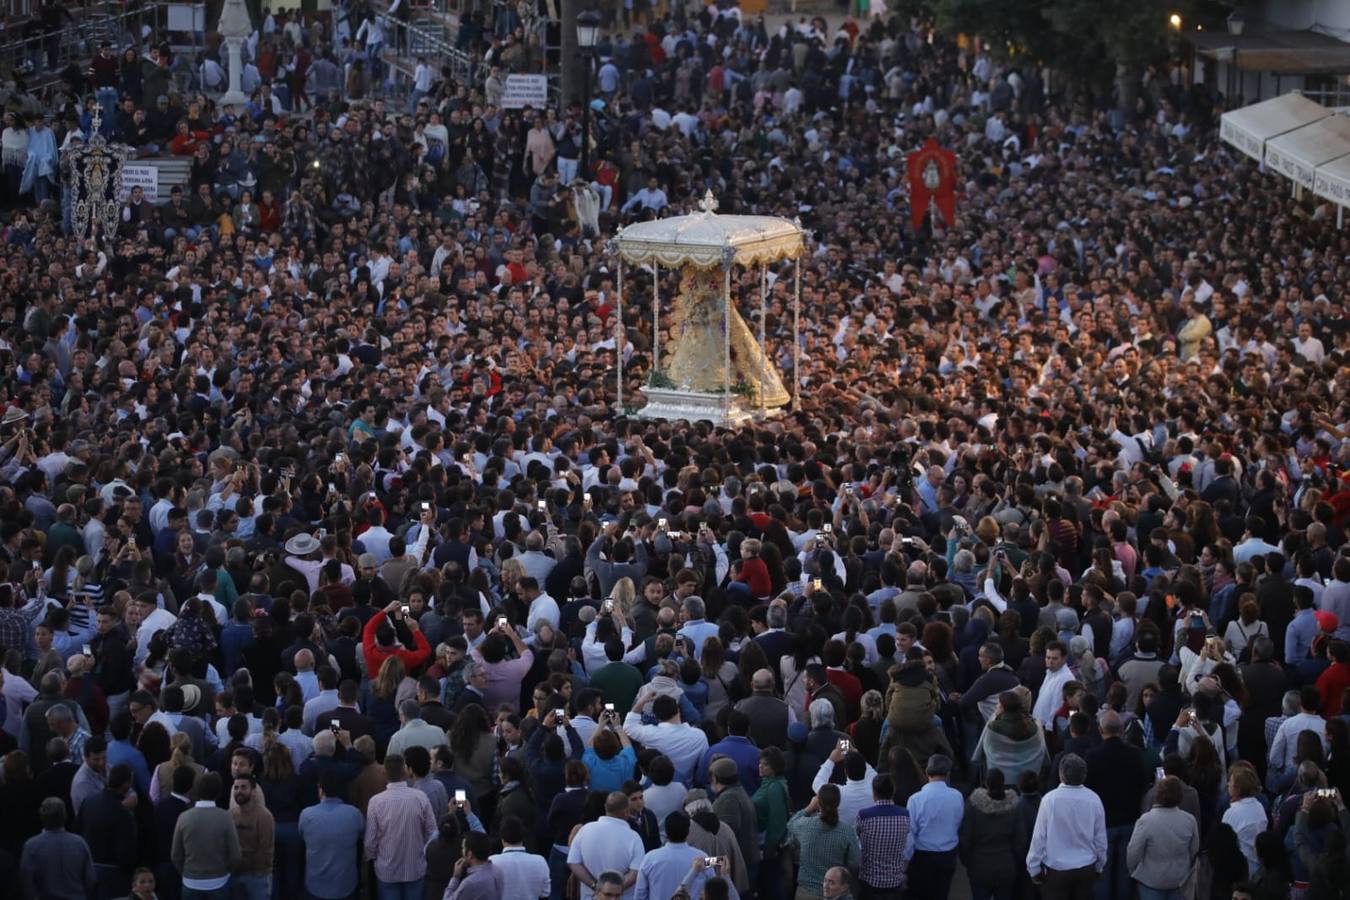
[526,593,561,631]
[1032,665,1075,729]
[621,714,709,785]
[810,758,877,826]
[1,671,38,738]
[1293,335,1325,364]
[643,782,688,840]
[491,847,551,899]
[566,815,646,900]
[1026,784,1107,875]
[134,607,178,666]
[1269,711,1327,772]
[1222,796,1268,877]
[359,526,395,565]
[413,62,433,92]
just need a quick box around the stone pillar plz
[220,36,247,107]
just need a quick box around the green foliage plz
[909,0,1189,95]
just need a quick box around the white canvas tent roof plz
[1219,93,1330,162]
[1265,114,1350,188]
[1314,153,1350,207]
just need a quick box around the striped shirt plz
[364,783,436,883]
[856,801,911,890]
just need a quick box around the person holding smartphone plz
[472,614,534,714]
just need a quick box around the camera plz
[839,739,850,752]
[813,578,824,592]
[704,858,721,869]
[555,708,566,720]
[330,719,340,734]
[498,617,509,630]
[658,517,668,529]
[454,790,467,805]
[822,523,832,534]
[537,500,547,510]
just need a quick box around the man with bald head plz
[1085,710,1149,900]
[293,648,319,703]
[735,668,788,750]
[822,865,855,900]
[896,561,929,614]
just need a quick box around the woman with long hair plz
[1186,733,1225,838]
[1327,717,1350,799]
[150,731,202,803]
[364,655,407,752]
[786,783,860,897]
[167,530,204,602]
[43,545,77,602]
[848,689,886,767]
[783,625,826,716]
[736,639,769,691]
[259,740,303,898]
[137,722,173,781]
[448,703,498,820]
[1223,598,1269,660]
[700,635,742,722]
[922,621,960,692]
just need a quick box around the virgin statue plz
[661,264,789,408]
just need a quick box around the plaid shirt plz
[787,808,861,894]
[0,595,45,659]
[856,801,912,891]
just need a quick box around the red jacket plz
[1318,661,1350,717]
[826,668,863,721]
[362,609,431,674]
[736,557,772,599]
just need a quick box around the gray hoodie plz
[1126,805,1199,889]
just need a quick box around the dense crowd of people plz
[1,1,1350,900]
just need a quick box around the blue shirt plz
[906,780,964,852]
[298,797,365,899]
[107,738,151,800]
[581,744,637,794]
[676,620,719,658]
[696,735,762,794]
[634,841,703,900]
[1286,607,1320,664]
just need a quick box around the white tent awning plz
[1265,114,1350,188]
[1314,153,1350,206]
[1219,93,1331,161]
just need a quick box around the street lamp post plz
[576,10,601,184]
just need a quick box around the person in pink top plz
[474,618,534,714]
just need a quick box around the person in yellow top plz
[1177,302,1212,361]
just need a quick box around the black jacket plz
[91,628,134,698]
[1085,737,1149,827]
[546,787,592,846]
[77,788,137,869]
